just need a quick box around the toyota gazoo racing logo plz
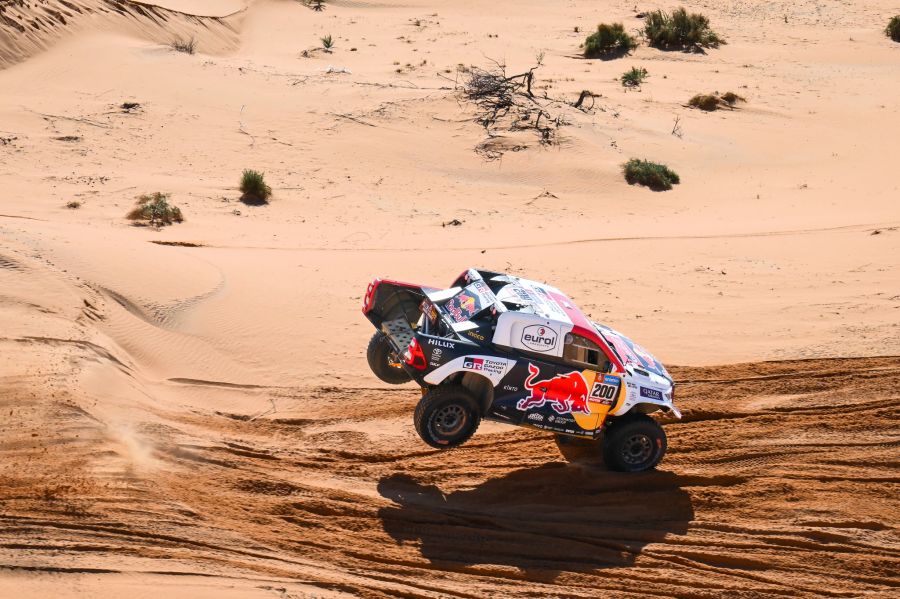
[520,324,558,352]
[463,357,484,371]
[463,356,506,376]
[517,364,590,415]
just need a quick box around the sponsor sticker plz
[429,347,443,367]
[446,292,478,323]
[426,338,456,349]
[527,412,544,422]
[589,380,619,406]
[466,329,486,342]
[640,387,663,401]
[463,356,506,376]
[517,363,590,415]
[521,324,558,352]
[502,385,519,392]
[421,299,438,323]
[512,286,536,303]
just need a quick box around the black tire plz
[602,415,667,472]
[414,385,481,449]
[554,434,603,465]
[367,331,411,384]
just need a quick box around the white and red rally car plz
[362,268,679,472]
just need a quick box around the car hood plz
[593,323,671,381]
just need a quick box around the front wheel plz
[414,385,481,449]
[602,415,667,472]
[366,331,411,384]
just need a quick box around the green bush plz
[623,159,680,191]
[887,16,900,42]
[621,66,648,87]
[321,34,334,51]
[583,23,637,58]
[126,193,183,226]
[644,8,724,50]
[240,169,272,204]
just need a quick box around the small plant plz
[66,200,81,209]
[623,159,680,191]
[887,16,900,42]
[688,91,746,110]
[644,8,724,50]
[309,0,325,11]
[583,22,637,58]
[126,193,184,226]
[621,66,648,88]
[172,37,196,54]
[239,169,272,204]
[321,34,334,52]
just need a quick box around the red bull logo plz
[517,364,590,415]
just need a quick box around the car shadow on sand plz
[377,462,694,580]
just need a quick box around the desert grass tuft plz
[239,169,272,204]
[583,23,637,58]
[621,66,648,88]
[644,8,724,50]
[623,159,680,191]
[887,16,900,42]
[66,200,81,209]
[126,193,183,226]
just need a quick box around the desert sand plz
[1,0,899,597]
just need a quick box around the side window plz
[563,335,610,371]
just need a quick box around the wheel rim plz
[386,352,403,370]
[620,433,654,466]
[433,404,467,437]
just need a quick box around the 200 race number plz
[590,381,618,405]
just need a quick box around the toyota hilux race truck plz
[361,268,680,472]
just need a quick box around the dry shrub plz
[688,91,746,111]
[172,37,195,54]
[886,16,900,42]
[126,193,184,226]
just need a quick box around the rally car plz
[361,268,679,472]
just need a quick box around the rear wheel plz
[367,331,411,384]
[414,385,481,449]
[602,415,667,472]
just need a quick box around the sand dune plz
[0,0,241,68]
[1,0,899,596]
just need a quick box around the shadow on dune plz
[377,462,694,579]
